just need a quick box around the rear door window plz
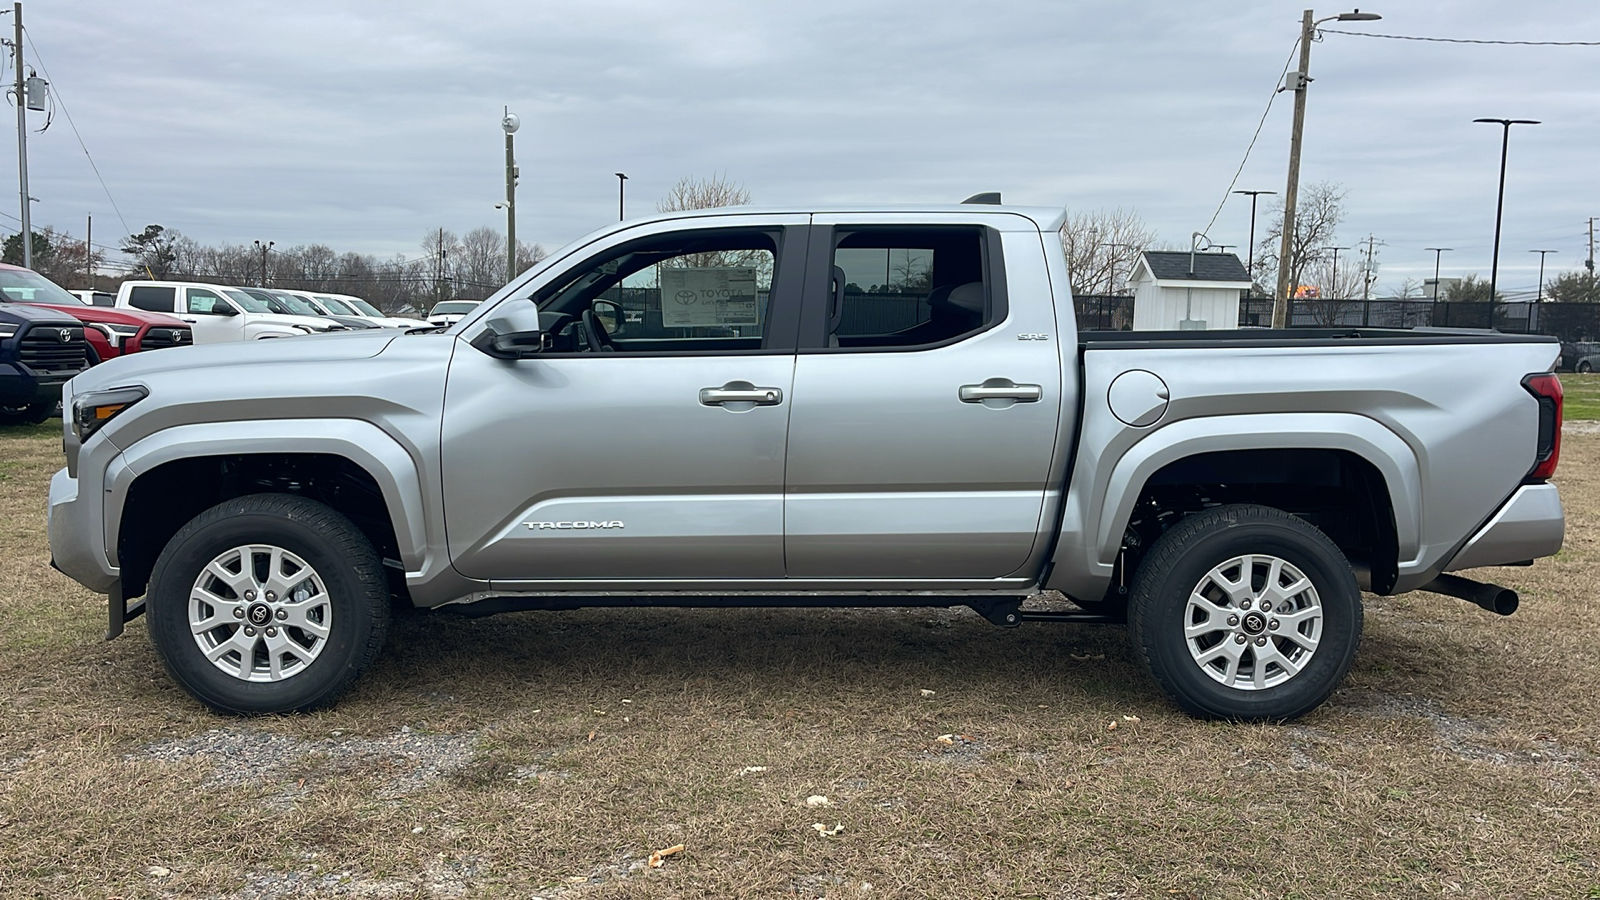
[824,227,998,349]
[127,285,176,312]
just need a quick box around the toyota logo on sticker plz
[58,328,71,343]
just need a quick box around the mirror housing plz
[474,300,545,359]
[591,298,624,336]
[213,304,240,317]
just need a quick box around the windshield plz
[431,301,479,316]
[329,294,382,315]
[264,291,321,316]
[222,290,275,313]
[314,295,358,315]
[0,268,85,305]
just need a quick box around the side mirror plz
[592,298,624,336]
[474,300,545,359]
[214,303,240,317]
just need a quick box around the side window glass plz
[536,229,778,353]
[127,285,175,312]
[831,228,990,349]
[186,289,226,315]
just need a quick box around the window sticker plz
[658,267,759,327]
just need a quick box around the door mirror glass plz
[591,298,624,336]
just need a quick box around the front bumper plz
[0,362,67,406]
[48,466,118,593]
[1444,482,1565,572]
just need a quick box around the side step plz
[968,599,1124,627]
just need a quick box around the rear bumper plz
[1444,482,1565,572]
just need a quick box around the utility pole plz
[1529,249,1557,302]
[253,240,273,286]
[1272,8,1382,327]
[13,2,29,269]
[1361,234,1377,301]
[1233,189,1275,290]
[83,213,90,287]
[1588,217,1595,272]
[1424,247,1452,300]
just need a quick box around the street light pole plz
[616,172,628,221]
[1424,247,1452,300]
[1473,118,1539,309]
[1327,246,1350,297]
[501,109,521,284]
[1272,8,1381,328]
[1233,189,1275,291]
[1530,249,1557,302]
[13,2,30,269]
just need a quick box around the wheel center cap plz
[1241,611,1267,635]
[246,602,273,627]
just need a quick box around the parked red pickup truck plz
[0,263,192,361]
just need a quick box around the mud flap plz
[105,581,146,641]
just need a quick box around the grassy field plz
[1562,373,1600,421]
[2,423,1598,899]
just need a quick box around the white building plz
[1127,251,1253,331]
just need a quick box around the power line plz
[1201,37,1302,239]
[1320,28,1600,46]
[21,27,136,245]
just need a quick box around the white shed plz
[1127,251,1252,331]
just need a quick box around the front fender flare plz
[105,418,431,575]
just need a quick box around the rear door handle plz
[699,382,783,407]
[959,379,1042,403]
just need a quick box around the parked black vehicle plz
[0,303,92,425]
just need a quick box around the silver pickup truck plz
[48,204,1565,721]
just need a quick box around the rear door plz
[783,214,1064,579]
[441,216,809,583]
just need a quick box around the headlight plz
[107,323,140,336]
[291,324,315,333]
[72,386,148,441]
[0,323,17,339]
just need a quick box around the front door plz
[182,287,245,343]
[441,218,808,583]
[783,216,1065,579]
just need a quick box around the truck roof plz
[620,204,1068,234]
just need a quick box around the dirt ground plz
[1,420,1596,899]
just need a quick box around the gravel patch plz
[1564,421,1600,434]
[221,856,481,899]
[131,726,479,800]
[1345,692,1595,777]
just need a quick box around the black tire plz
[145,494,390,714]
[1127,504,1362,721]
[0,401,53,426]
[1580,361,1593,374]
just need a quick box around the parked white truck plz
[115,280,340,342]
[52,203,1564,720]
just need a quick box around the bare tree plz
[1256,182,1346,298]
[656,173,752,214]
[1058,208,1156,296]
[456,227,505,295]
[421,228,462,301]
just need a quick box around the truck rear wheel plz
[145,494,390,714]
[1127,504,1362,721]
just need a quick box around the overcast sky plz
[11,0,1600,295]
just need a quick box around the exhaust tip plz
[1489,588,1519,616]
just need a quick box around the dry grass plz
[2,421,1598,899]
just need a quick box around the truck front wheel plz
[0,402,54,426]
[1127,504,1362,721]
[145,494,390,714]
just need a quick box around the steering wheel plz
[579,308,617,353]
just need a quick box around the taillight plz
[1523,373,1562,480]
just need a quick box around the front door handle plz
[699,381,783,407]
[959,378,1043,403]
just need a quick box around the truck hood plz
[70,328,401,394]
[247,312,342,331]
[19,301,186,327]
[0,301,85,327]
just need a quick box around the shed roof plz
[1139,251,1251,284]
